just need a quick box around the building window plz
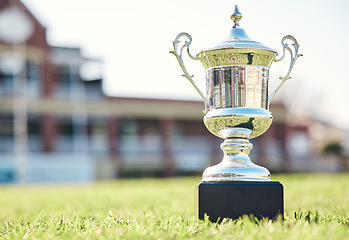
[0,114,14,152]
[84,80,104,99]
[88,118,107,152]
[54,65,82,99]
[26,61,41,98]
[119,118,139,153]
[0,72,14,96]
[0,60,41,97]
[27,114,42,151]
[56,117,74,151]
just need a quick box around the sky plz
[20,0,349,130]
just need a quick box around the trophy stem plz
[202,137,271,182]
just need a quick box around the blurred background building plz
[0,0,347,183]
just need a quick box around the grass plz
[0,173,348,239]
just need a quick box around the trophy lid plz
[203,5,277,53]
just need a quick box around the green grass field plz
[0,173,348,239]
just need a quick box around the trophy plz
[170,5,302,221]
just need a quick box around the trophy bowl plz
[170,5,302,183]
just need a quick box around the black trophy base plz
[195,181,283,222]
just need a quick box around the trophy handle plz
[268,35,303,109]
[170,32,208,113]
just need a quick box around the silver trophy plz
[170,6,302,182]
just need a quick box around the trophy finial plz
[231,5,242,28]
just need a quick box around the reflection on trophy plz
[170,5,302,221]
